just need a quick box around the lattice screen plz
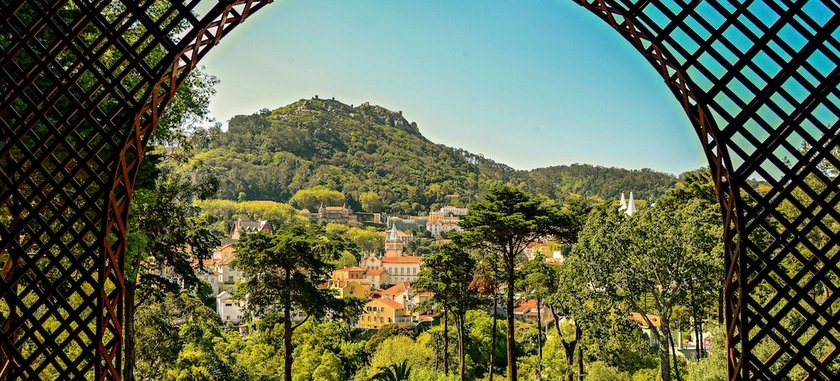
[576,1,840,379]
[0,0,837,379]
[0,1,271,379]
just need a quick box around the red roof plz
[514,299,538,314]
[205,255,235,266]
[382,281,412,296]
[629,313,661,327]
[382,256,421,264]
[366,269,386,275]
[374,298,405,310]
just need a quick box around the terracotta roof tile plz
[382,282,411,295]
[382,256,421,264]
[373,298,404,310]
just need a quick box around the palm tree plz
[370,360,412,381]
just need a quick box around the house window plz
[388,318,392,323]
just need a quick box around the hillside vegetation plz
[186,97,678,213]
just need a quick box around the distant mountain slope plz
[525,164,677,202]
[186,97,677,213]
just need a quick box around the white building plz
[217,291,244,325]
[381,256,421,285]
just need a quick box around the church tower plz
[384,224,405,257]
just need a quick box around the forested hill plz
[186,97,677,213]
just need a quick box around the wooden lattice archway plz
[1,1,838,379]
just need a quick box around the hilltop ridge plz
[186,97,677,213]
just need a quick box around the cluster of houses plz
[198,203,570,330]
[202,206,441,329]
[323,224,432,329]
[196,195,715,357]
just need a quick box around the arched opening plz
[0,1,837,379]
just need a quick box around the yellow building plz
[357,298,414,329]
[364,268,390,289]
[323,279,372,299]
[333,266,367,280]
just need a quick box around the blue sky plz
[198,0,708,175]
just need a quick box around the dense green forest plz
[185,97,678,214]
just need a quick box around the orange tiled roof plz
[366,269,386,275]
[382,256,421,264]
[514,299,538,314]
[215,256,235,266]
[629,312,661,327]
[373,298,405,310]
[382,281,411,295]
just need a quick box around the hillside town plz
[204,205,467,329]
[197,193,709,358]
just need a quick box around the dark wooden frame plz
[1,0,837,379]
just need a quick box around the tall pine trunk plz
[668,325,681,381]
[444,309,450,376]
[550,307,577,381]
[284,271,293,381]
[123,281,137,381]
[489,295,497,381]
[536,297,543,377]
[577,341,584,381]
[658,324,672,381]
[694,319,702,359]
[457,314,466,380]
[506,263,517,381]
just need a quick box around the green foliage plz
[541,334,572,379]
[371,360,413,381]
[185,98,677,213]
[571,172,723,380]
[526,164,676,203]
[686,325,726,381]
[584,362,632,381]
[459,184,571,380]
[290,186,347,210]
[194,199,306,234]
[343,225,385,253]
[235,225,342,319]
[369,336,433,374]
[414,243,477,315]
[366,325,416,353]
[313,352,345,381]
[360,191,385,212]
[632,368,659,381]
